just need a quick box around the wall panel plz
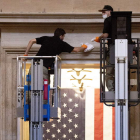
[0,0,140,13]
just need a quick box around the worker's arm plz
[72,43,94,52]
[72,47,85,52]
[91,33,109,42]
[99,33,109,39]
[25,39,36,55]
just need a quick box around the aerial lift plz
[17,56,61,140]
[100,12,140,140]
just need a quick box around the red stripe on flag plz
[94,89,103,140]
[112,107,115,140]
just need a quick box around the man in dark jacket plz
[91,5,113,43]
[92,5,114,91]
[25,28,94,80]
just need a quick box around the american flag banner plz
[43,87,115,140]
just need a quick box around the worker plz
[24,28,94,81]
[91,5,114,91]
[91,5,113,43]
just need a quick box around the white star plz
[75,93,78,97]
[42,123,45,127]
[57,119,61,123]
[68,118,72,123]
[74,134,78,138]
[68,129,72,133]
[43,134,45,137]
[63,93,67,97]
[69,98,73,102]
[74,113,78,118]
[52,134,56,138]
[57,129,61,133]
[63,124,67,128]
[74,103,78,108]
[68,108,72,113]
[74,124,78,128]
[63,113,67,118]
[51,124,56,128]
[63,103,67,108]
[63,134,67,138]
[46,129,50,133]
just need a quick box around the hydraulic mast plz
[115,39,128,140]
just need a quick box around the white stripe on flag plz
[85,87,94,140]
[103,104,113,140]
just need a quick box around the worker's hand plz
[81,43,87,49]
[84,43,94,52]
[91,36,100,43]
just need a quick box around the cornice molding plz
[0,13,102,24]
[2,47,100,60]
[2,46,100,52]
[0,13,140,24]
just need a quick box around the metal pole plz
[18,56,57,58]
[54,56,58,107]
[23,61,26,86]
[17,57,23,140]
[137,39,140,97]
[59,58,61,107]
[100,39,102,102]
[103,39,105,100]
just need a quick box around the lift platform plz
[100,11,140,140]
[17,55,61,140]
